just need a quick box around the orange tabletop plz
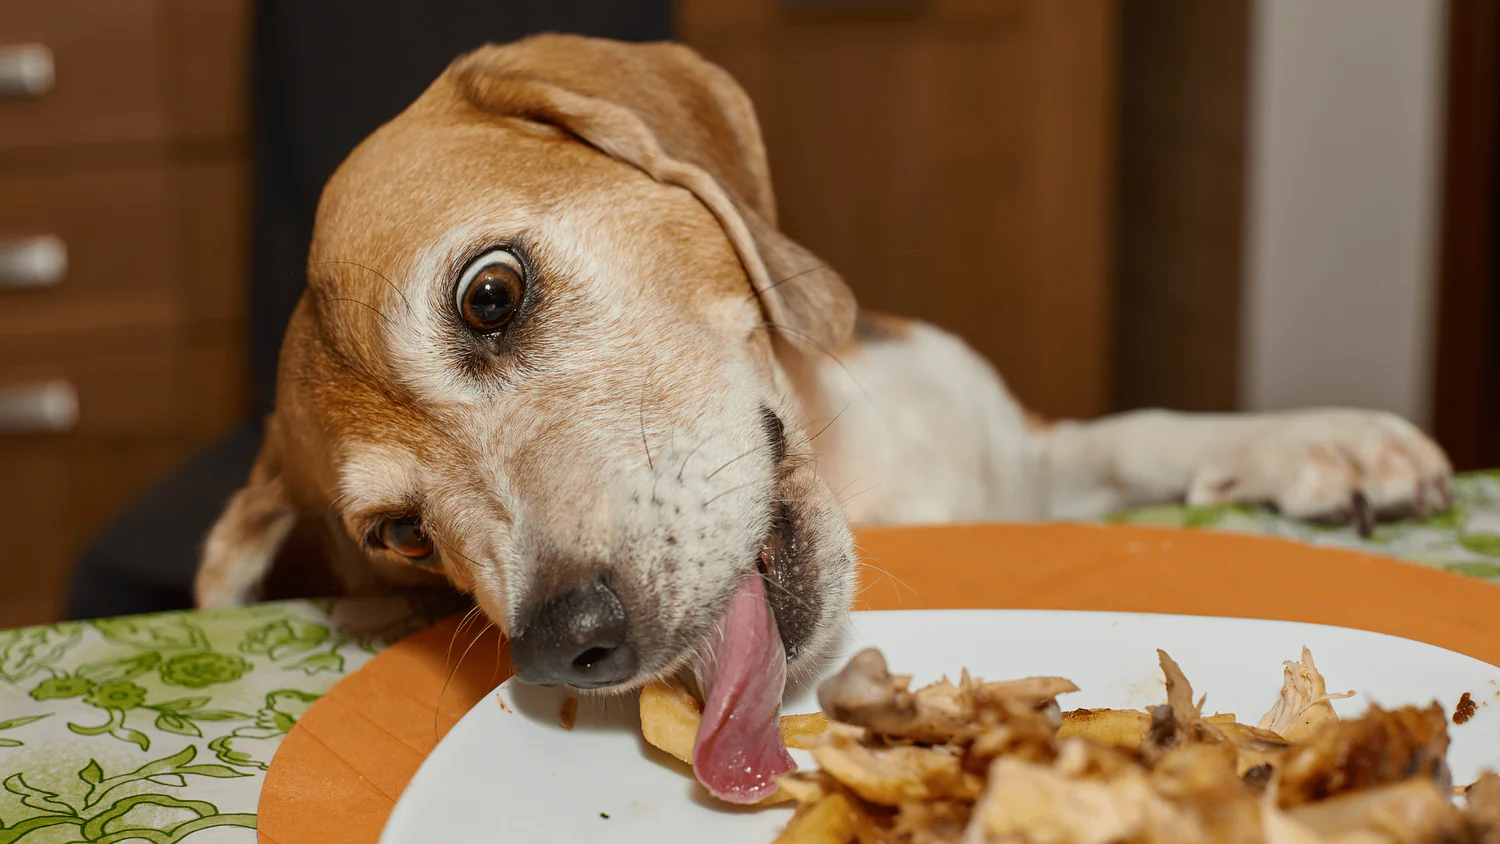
[256,523,1500,844]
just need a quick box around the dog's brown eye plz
[456,250,524,332]
[378,517,434,560]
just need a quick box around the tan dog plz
[194,35,1451,800]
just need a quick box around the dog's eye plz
[455,249,524,332]
[377,517,435,561]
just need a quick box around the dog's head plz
[198,35,858,698]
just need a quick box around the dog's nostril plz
[572,647,611,670]
[760,405,787,464]
[510,576,637,690]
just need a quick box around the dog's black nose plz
[510,576,636,689]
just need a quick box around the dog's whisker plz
[310,259,414,314]
[639,371,655,473]
[435,620,495,742]
[703,479,762,508]
[758,570,811,610]
[839,479,892,507]
[320,295,395,327]
[742,262,832,308]
[833,474,865,500]
[433,535,492,586]
[444,606,485,676]
[744,263,840,310]
[807,404,850,445]
[751,322,881,418]
[853,554,914,602]
[674,425,732,482]
[327,490,357,522]
[705,444,759,481]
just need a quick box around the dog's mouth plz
[759,502,812,659]
[687,502,806,804]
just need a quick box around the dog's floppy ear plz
[449,34,857,350]
[194,422,296,609]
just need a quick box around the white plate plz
[380,610,1500,843]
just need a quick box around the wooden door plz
[678,0,1117,419]
[1432,0,1500,471]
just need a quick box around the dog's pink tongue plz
[692,573,795,804]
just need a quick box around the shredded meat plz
[1275,703,1452,806]
[1257,647,1354,743]
[816,647,1076,747]
[774,647,1495,844]
[1283,779,1461,841]
[1462,772,1500,843]
[1139,651,1228,765]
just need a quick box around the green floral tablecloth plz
[3,472,1500,843]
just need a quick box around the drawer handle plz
[0,44,54,99]
[0,236,67,289]
[0,381,78,435]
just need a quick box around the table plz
[5,471,1500,843]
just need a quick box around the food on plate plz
[1254,647,1353,743]
[1455,692,1478,725]
[639,642,1496,841]
[757,647,1497,843]
[640,683,703,765]
[641,683,831,766]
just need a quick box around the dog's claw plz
[1352,492,1374,538]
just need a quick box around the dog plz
[193,35,1452,801]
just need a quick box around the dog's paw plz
[1185,410,1453,534]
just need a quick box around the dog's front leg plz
[1035,409,1453,530]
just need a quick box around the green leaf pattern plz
[1108,471,1500,585]
[1,474,1498,840]
[0,593,458,842]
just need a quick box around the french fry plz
[639,683,832,763]
[1057,709,1238,749]
[771,793,861,844]
[781,711,832,750]
[1058,708,1151,749]
[639,683,700,765]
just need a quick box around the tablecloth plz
[4,470,1500,842]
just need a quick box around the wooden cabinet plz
[679,0,1117,419]
[0,0,251,628]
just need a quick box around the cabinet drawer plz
[0,332,247,628]
[0,436,193,628]
[0,0,248,152]
[0,334,248,441]
[0,160,249,342]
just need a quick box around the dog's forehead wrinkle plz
[335,443,424,521]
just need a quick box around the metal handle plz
[0,381,78,435]
[0,236,67,290]
[0,44,54,99]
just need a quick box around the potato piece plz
[772,793,862,844]
[777,772,834,805]
[782,712,832,750]
[639,683,831,761]
[640,683,700,765]
[1056,709,1236,751]
[1058,709,1150,749]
